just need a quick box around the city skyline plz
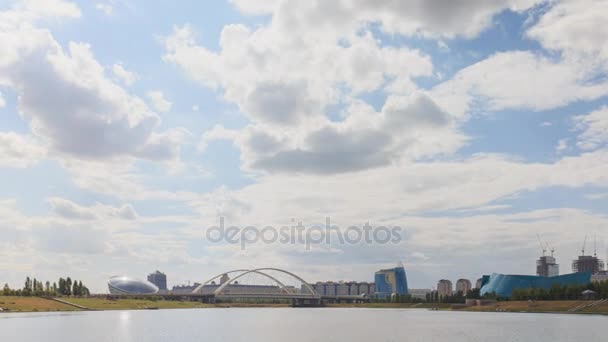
[1,0,608,293]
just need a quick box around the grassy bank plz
[462,300,608,314]
[0,297,79,312]
[2,297,608,314]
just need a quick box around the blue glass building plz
[480,272,591,298]
[374,266,408,299]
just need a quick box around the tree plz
[2,283,10,296]
[23,276,32,296]
[66,277,72,296]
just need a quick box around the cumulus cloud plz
[527,0,608,67]
[147,90,172,113]
[0,132,46,167]
[230,0,541,38]
[574,106,608,151]
[111,63,137,86]
[95,3,113,15]
[164,24,432,127]
[201,93,465,174]
[48,197,139,221]
[430,50,608,118]
[0,3,182,162]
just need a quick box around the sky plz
[1,0,608,292]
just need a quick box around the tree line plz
[2,276,90,297]
[510,281,608,301]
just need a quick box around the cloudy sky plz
[1,0,608,292]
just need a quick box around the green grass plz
[0,297,79,312]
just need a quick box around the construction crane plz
[594,235,597,257]
[537,233,547,256]
[546,241,555,257]
[581,235,587,256]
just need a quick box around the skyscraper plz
[437,279,453,296]
[374,264,408,299]
[537,255,559,277]
[147,270,167,290]
[455,279,472,295]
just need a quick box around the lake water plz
[0,308,606,341]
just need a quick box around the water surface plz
[0,308,605,341]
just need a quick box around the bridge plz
[188,267,369,307]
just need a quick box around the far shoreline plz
[1,297,607,315]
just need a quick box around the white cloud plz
[228,0,280,15]
[431,51,608,118]
[164,24,432,127]
[555,138,568,153]
[147,90,172,113]
[527,0,608,67]
[0,132,46,167]
[0,91,5,108]
[201,93,467,174]
[0,5,182,161]
[192,104,199,112]
[574,106,608,151]
[15,0,81,19]
[230,0,541,38]
[47,197,139,221]
[95,3,113,15]
[111,63,137,86]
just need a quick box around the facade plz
[480,272,592,298]
[313,281,375,296]
[455,279,472,295]
[108,276,159,295]
[171,283,201,294]
[374,266,408,299]
[336,282,349,295]
[147,270,167,290]
[409,288,432,299]
[536,256,559,277]
[437,279,453,296]
[591,271,608,283]
[572,255,604,274]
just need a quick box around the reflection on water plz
[0,308,606,342]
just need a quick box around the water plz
[0,308,606,341]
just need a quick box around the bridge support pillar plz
[291,297,323,307]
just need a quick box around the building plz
[480,272,592,298]
[455,279,472,295]
[336,282,350,296]
[591,271,608,283]
[147,270,167,290]
[572,255,604,274]
[408,288,432,300]
[375,265,408,299]
[108,276,159,295]
[313,281,375,296]
[475,278,482,289]
[537,256,559,277]
[436,279,453,297]
[171,283,201,294]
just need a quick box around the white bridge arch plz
[192,268,318,296]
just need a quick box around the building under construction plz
[537,256,559,277]
[536,234,559,277]
[572,255,604,274]
[572,235,605,274]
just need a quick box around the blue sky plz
[1,0,608,292]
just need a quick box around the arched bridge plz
[191,268,323,306]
